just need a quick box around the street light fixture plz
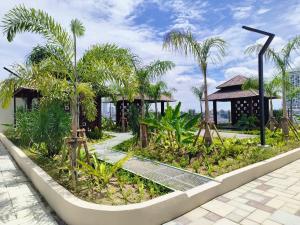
[242,26,275,146]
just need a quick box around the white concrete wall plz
[0,98,25,132]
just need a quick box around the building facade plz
[288,70,300,116]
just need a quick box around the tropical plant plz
[14,101,71,157]
[245,35,300,137]
[236,115,258,131]
[132,59,175,147]
[1,5,135,183]
[191,85,204,118]
[163,30,226,145]
[78,153,132,191]
[143,102,200,150]
[148,81,174,119]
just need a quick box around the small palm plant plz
[78,153,132,192]
[163,30,227,145]
[245,35,300,138]
[148,81,175,119]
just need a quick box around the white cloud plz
[224,66,257,79]
[257,8,270,15]
[231,6,252,20]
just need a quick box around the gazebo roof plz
[14,87,39,98]
[207,89,260,101]
[216,75,248,89]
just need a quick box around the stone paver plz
[165,159,300,225]
[0,143,60,225]
[94,132,213,191]
[199,130,257,139]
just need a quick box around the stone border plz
[1,133,300,225]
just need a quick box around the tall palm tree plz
[149,81,174,118]
[133,60,175,147]
[191,85,204,118]
[1,5,135,184]
[245,36,300,137]
[163,30,226,145]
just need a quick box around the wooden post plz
[161,102,165,116]
[213,101,217,125]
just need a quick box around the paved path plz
[0,143,59,225]
[165,159,300,225]
[94,132,212,191]
[199,130,257,139]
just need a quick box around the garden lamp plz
[242,26,275,146]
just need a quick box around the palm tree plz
[133,60,175,147]
[149,81,174,118]
[1,5,135,184]
[265,77,280,131]
[163,30,226,145]
[191,85,204,118]
[245,36,300,137]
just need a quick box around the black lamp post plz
[242,26,275,146]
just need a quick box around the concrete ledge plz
[1,132,300,225]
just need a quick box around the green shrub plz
[235,115,258,131]
[14,101,71,157]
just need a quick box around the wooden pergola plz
[207,75,272,126]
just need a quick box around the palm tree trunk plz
[140,92,148,147]
[282,71,289,136]
[269,99,275,131]
[121,96,125,132]
[200,99,203,119]
[202,64,213,145]
[70,32,78,187]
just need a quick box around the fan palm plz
[191,85,204,118]
[163,30,226,145]
[133,59,175,147]
[245,36,300,136]
[149,81,174,118]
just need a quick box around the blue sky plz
[1,0,300,111]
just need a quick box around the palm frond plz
[70,19,85,37]
[2,5,72,55]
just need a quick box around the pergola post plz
[213,101,217,125]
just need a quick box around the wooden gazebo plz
[207,75,272,125]
[104,95,175,127]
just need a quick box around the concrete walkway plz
[94,132,212,191]
[165,159,300,225]
[0,143,59,225]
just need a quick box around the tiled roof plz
[207,89,260,101]
[216,75,248,89]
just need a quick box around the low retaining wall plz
[1,133,300,225]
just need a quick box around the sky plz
[1,0,300,111]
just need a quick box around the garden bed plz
[113,131,300,177]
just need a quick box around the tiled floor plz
[165,159,300,225]
[0,143,60,225]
